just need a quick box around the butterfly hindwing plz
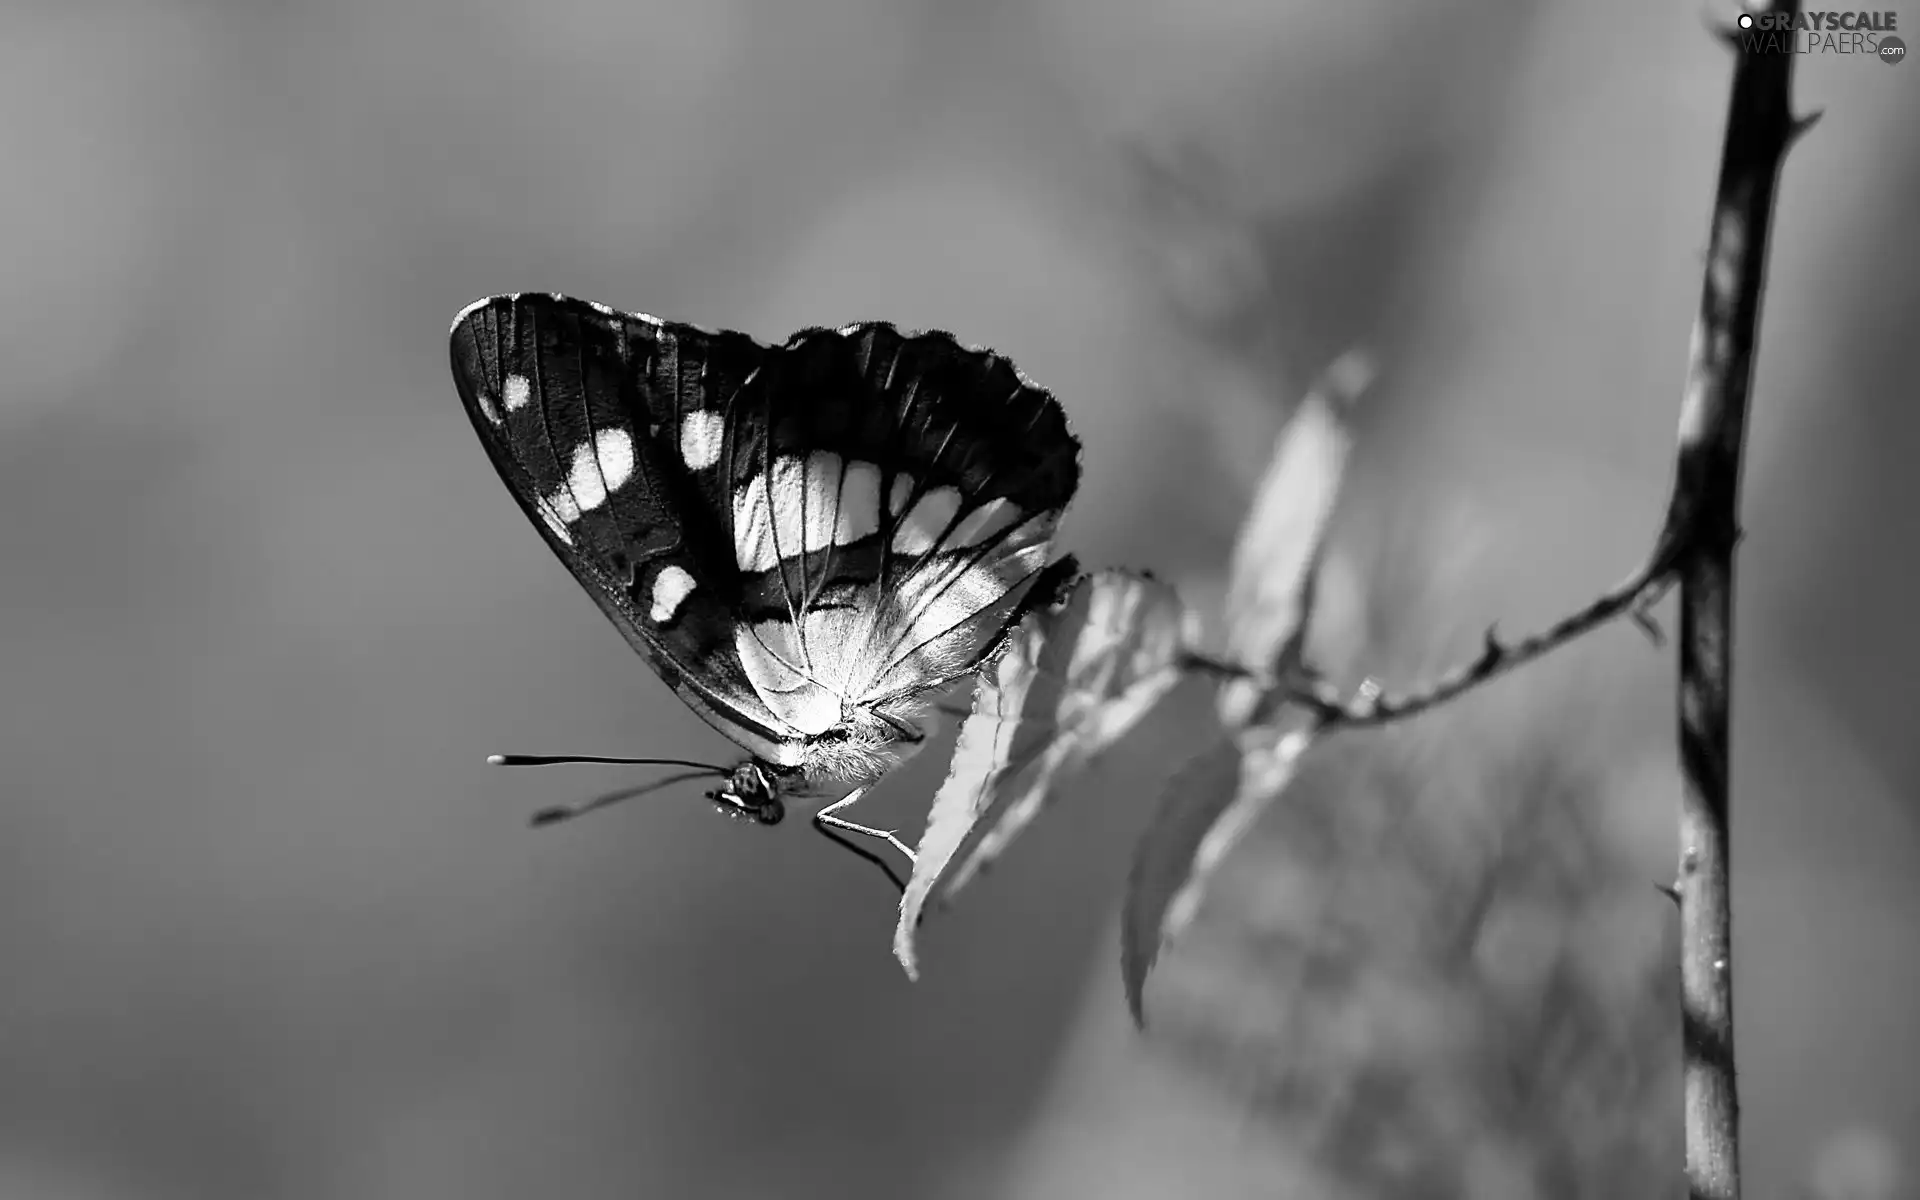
[450,293,1081,771]
[722,322,1080,737]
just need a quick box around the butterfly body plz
[449,293,1080,860]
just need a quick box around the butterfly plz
[448,293,1082,888]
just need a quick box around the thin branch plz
[1311,555,1681,728]
[1180,554,1682,727]
[1179,480,1692,730]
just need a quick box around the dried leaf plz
[1217,350,1371,729]
[893,570,1190,980]
[1122,719,1321,1024]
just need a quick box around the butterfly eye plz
[706,787,776,827]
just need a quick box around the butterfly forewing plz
[450,294,797,762]
[450,292,1081,776]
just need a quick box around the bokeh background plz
[3,0,1915,1197]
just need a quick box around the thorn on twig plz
[1477,624,1505,670]
[1788,109,1824,143]
[1330,676,1384,721]
[1631,604,1666,648]
[1656,881,1681,908]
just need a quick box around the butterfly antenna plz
[487,754,727,770]
[523,770,727,828]
[484,754,733,827]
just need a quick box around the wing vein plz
[528,304,591,548]
[813,452,850,612]
[575,312,617,558]
[762,373,808,672]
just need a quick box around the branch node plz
[1630,603,1667,648]
[1788,108,1824,144]
[1478,623,1504,668]
[1307,683,1347,720]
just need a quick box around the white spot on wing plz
[891,485,960,555]
[949,497,1019,548]
[801,452,845,552]
[557,428,637,513]
[680,410,725,470]
[649,565,696,623]
[503,374,531,412]
[835,461,883,546]
[887,473,915,519]
[768,455,808,557]
[475,388,502,426]
[734,456,887,574]
[734,474,776,571]
[567,443,608,511]
[595,428,635,491]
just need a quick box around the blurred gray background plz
[3,0,1915,1197]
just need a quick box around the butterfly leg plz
[875,712,929,745]
[812,786,917,894]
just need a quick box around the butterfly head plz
[704,718,921,827]
[707,760,788,827]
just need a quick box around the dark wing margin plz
[762,320,1079,542]
[447,292,803,763]
[831,322,1080,700]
